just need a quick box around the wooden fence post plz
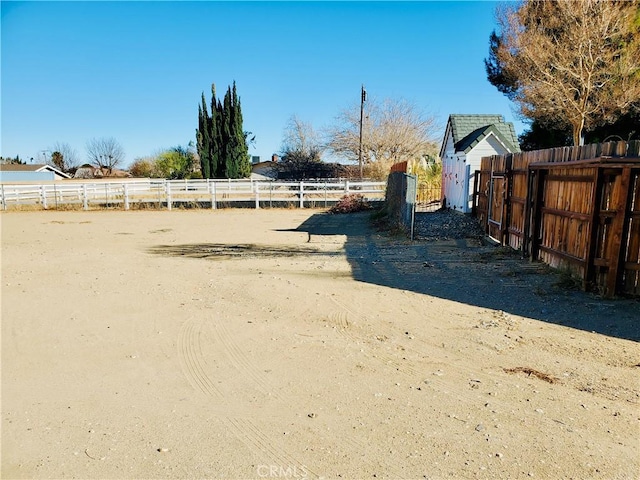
[255,183,260,209]
[83,184,89,210]
[472,170,480,217]
[583,168,603,291]
[324,182,328,208]
[299,181,304,208]
[124,183,130,210]
[522,169,535,257]
[0,184,5,211]
[166,182,172,211]
[41,185,48,209]
[210,181,217,210]
[604,167,632,297]
[529,169,546,262]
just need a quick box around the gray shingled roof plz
[449,114,520,153]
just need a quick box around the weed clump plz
[328,194,372,214]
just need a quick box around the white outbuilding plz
[440,114,520,213]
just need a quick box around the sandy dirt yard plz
[1,208,638,480]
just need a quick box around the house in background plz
[251,155,279,180]
[74,164,131,179]
[0,163,71,182]
[440,114,520,213]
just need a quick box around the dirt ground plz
[1,208,638,480]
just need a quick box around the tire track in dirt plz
[178,317,314,475]
[228,417,319,479]
[307,419,407,479]
[326,299,361,344]
[179,313,404,477]
[211,319,283,400]
[178,318,224,398]
[205,313,397,477]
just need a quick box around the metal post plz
[358,85,366,180]
[410,179,417,241]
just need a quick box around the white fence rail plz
[0,179,386,211]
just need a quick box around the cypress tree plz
[196,93,211,179]
[232,82,251,178]
[222,86,236,178]
[209,85,221,178]
[196,81,251,179]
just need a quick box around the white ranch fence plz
[0,179,386,211]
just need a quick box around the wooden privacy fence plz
[473,141,640,297]
[0,178,386,211]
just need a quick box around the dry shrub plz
[328,194,372,214]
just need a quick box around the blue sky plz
[1,1,525,167]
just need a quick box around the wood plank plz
[545,174,594,183]
[530,170,545,262]
[540,206,591,221]
[530,158,640,169]
[503,156,512,246]
[605,168,631,296]
[539,245,586,265]
[522,169,535,257]
[621,171,640,294]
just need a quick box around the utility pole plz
[358,84,366,180]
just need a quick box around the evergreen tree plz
[196,81,251,179]
[196,93,211,179]
[210,86,221,178]
[221,86,234,178]
[232,82,251,178]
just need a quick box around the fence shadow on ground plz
[292,211,640,343]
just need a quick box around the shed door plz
[445,158,469,212]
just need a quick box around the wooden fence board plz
[621,170,640,295]
[473,141,640,297]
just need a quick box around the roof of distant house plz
[0,163,71,178]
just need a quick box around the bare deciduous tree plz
[492,0,640,146]
[273,115,330,179]
[86,137,125,175]
[47,142,80,172]
[326,97,440,179]
[281,115,324,160]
